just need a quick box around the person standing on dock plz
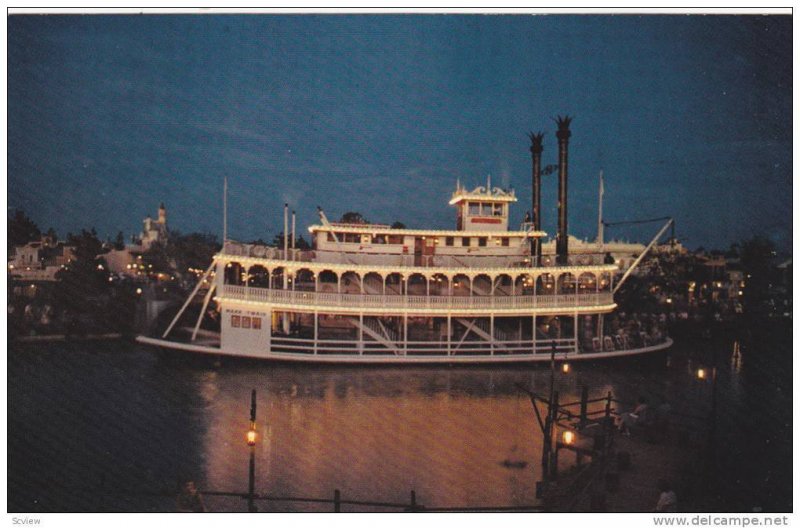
[654,479,677,512]
[176,481,206,513]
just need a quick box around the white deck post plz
[490,314,495,356]
[404,313,408,356]
[447,315,451,356]
[574,312,579,354]
[313,311,318,355]
[358,312,364,355]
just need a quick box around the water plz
[8,322,791,512]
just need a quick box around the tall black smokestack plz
[555,115,572,266]
[527,131,544,264]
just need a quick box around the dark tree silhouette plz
[271,233,311,250]
[8,210,41,249]
[339,212,368,224]
[114,231,126,250]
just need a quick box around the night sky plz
[8,14,792,251]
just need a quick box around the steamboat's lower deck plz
[146,286,670,362]
[141,253,672,363]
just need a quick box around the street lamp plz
[561,430,576,446]
[247,389,258,513]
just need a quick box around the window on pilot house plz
[478,237,487,247]
[493,203,504,216]
[462,237,471,247]
[468,202,481,216]
[445,236,454,247]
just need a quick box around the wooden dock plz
[546,423,713,512]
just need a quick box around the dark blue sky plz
[8,15,792,250]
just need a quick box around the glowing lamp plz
[561,430,575,446]
[696,368,706,380]
[136,288,142,295]
[561,363,571,374]
[247,429,257,446]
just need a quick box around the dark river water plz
[8,321,791,513]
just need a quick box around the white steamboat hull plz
[136,335,672,364]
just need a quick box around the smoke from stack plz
[555,115,572,266]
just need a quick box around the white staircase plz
[455,318,510,353]
[348,317,402,355]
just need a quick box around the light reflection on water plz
[7,329,792,512]
[196,365,622,512]
[202,370,545,511]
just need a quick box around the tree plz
[166,232,221,273]
[114,231,126,250]
[8,210,41,249]
[739,235,776,313]
[142,241,172,274]
[55,228,110,316]
[270,233,311,250]
[339,212,368,224]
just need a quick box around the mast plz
[597,170,604,250]
[223,176,228,244]
[291,210,296,260]
[283,203,289,258]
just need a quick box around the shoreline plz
[12,333,124,343]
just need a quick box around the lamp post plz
[247,389,257,513]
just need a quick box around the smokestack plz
[527,131,544,264]
[555,115,572,266]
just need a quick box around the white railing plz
[219,285,614,311]
[269,335,579,356]
[220,241,605,269]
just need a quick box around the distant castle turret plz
[141,203,168,250]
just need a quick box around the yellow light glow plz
[696,368,706,380]
[562,430,575,445]
[561,363,570,373]
[247,429,257,446]
[136,288,142,295]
